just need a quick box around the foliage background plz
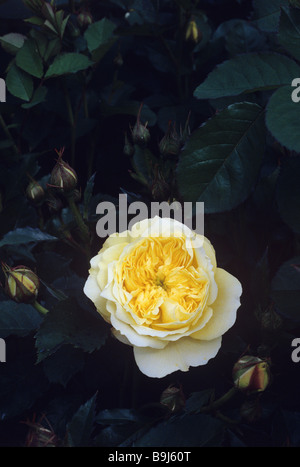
[0,0,300,447]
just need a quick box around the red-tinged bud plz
[131,104,150,146]
[233,355,271,395]
[26,180,45,205]
[159,121,181,156]
[2,263,39,304]
[24,414,60,447]
[160,384,185,413]
[50,148,78,192]
[77,11,93,28]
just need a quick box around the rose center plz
[116,236,209,326]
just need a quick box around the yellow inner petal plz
[115,236,209,329]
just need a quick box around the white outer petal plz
[134,336,222,378]
[83,275,110,321]
[191,268,242,341]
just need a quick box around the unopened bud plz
[2,263,39,304]
[185,18,202,43]
[159,122,181,156]
[50,148,78,192]
[26,180,45,205]
[131,104,150,146]
[77,11,93,28]
[160,385,185,413]
[233,355,270,394]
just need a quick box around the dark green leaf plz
[0,301,42,338]
[134,412,224,447]
[0,227,57,248]
[278,6,300,62]
[184,389,213,414]
[0,32,26,55]
[266,85,300,153]
[95,408,141,425]
[84,18,117,62]
[271,256,300,321]
[276,158,300,233]
[16,38,44,78]
[21,85,48,109]
[42,345,85,387]
[252,0,290,32]
[6,63,33,101]
[194,53,300,100]
[0,353,49,420]
[67,393,97,447]
[45,52,92,78]
[35,298,108,362]
[176,102,265,213]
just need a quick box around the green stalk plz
[200,387,238,414]
[66,192,90,249]
[33,300,49,315]
[62,82,76,166]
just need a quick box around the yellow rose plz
[84,216,242,378]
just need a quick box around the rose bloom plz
[84,217,242,378]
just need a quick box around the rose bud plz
[131,104,150,146]
[77,11,93,28]
[50,148,78,192]
[185,18,202,43]
[159,122,181,157]
[233,355,270,394]
[160,385,185,413]
[26,180,45,205]
[2,263,39,304]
